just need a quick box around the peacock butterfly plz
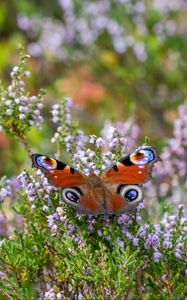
[31,145,159,215]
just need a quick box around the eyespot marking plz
[130,148,155,165]
[36,155,57,170]
[118,185,143,203]
[62,187,82,206]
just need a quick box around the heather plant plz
[17,0,185,61]
[144,103,187,213]
[16,0,187,135]
[0,47,45,155]
[0,53,187,300]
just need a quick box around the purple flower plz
[163,239,172,249]
[136,214,142,224]
[97,230,103,237]
[87,216,96,232]
[116,238,124,248]
[144,234,152,249]
[136,202,145,211]
[118,213,131,225]
[1,61,44,132]
[125,232,134,240]
[96,137,105,148]
[144,233,160,249]
[19,169,56,208]
[18,0,183,63]
[138,224,149,238]
[175,242,184,259]
[0,176,12,202]
[153,251,162,263]
[132,238,139,246]
[102,119,139,154]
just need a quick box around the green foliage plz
[0,6,187,296]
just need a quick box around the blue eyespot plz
[36,156,57,170]
[65,191,80,203]
[144,149,155,162]
[119,185,144,203]
[62,187,82,206]
[36,156,45,167]
[130,148,155,165]
[125,189,138,201]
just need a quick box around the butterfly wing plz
[102,146,159,214]
[103,146,159,185]
[32,154,86,187]
[32,154,105,215]
[65,185,105,215]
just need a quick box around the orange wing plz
[76,186,106,215]
[101,146,159,214]
[32,154,86,187]
[103,146,159,185]
[106,192,127,212]
[32,154,105,215]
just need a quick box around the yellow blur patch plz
[130,151,146,164]
[49,158,57,168]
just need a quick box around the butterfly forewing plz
[103,146,159,185]
[32,154,86,188]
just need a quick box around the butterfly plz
[31,145,159,215]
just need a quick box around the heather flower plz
[97,229,103,237]
[132,237,139,246]
[125,231,134,240]
[0,50,45,138]
[18,169,56,206]
[144,104,187,209]
[116,238,124,248]
[51,98,88,155]
[144,234,153,249]
[102,125,127,157]
[0,176,12,202]
[51,104,60,123]
[138,224,149,238]
[87,215,96,231]
[102,118,139,155]
[175,243,184,259]
[17,0,184,61]
[153,250,162,263]
[117,213,133,229]
[96,137,105,148]
[44,288,56,300]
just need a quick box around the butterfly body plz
[32,146,159,215]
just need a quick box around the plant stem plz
[137,268,143,300]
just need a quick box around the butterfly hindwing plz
[63,185,105,215]
[103,181,144,215]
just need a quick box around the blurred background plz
[0,0,187,176]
